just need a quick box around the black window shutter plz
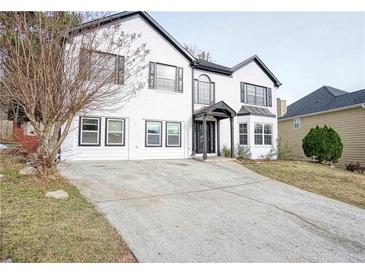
[148,62,155,88]
[194,79,198,103]
[267,88,272,107]
[117,56,124,85]
[79,48,91,80]
[177,67,183,92]
[210,82,215,104]
[240,82,246,103]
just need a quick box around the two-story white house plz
[61,11,282,161]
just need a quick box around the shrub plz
[302,125,343,163]
[221,145,231,157]
[14,127,38,155]
[263,146,277,160]
[345,162,365,173]
[277,138,295,160]
[236,144,251,159]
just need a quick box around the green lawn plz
[238,160,365,209]
[0,155,136,263]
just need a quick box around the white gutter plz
[279,103,365,121]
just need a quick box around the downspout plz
[191,61,197,158]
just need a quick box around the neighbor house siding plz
[278,107,365,165]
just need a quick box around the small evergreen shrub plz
[302,125,343,163]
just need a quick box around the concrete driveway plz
[59,159,365,262]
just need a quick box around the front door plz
[195,121,215,154]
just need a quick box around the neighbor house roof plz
[69,12,282,87]
[280,86,365,120]
[237,105,276,117]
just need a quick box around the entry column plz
[203,114,207,160]
[230,117,234,158]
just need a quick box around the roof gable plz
[280,86,365,119]
[232,55,282,87]
[70,12,282,87]
[68,11,195,62]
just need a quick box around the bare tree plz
[183,43,213,62]
[0,12,149,174]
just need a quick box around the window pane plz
[255,134,263,145]
[156,64,176,79]
[108,132,123,144]
[199,75,210,82]
[148,135,160,145]
[83,118,98,125]
[167,123,180,134]
[198,81,210,104]
[82,124,98,131]
[156,64,176,92]
[264,124,272,134]
[239,135,248,145]
[156,77,176,91]
[147,122,161,134]
[255,124,263,134]
[108,120,123,131]
[264,135,272,145]
[89,52,116,83]
[239,124,247,134]
[82,132,98,144]
[168,135,180,146]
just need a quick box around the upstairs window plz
[194,74,215,105]
[241,83,272,107]
[79,49,124,85]
[148,62,183,92]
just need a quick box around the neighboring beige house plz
[278,86,365,165]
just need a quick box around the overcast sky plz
[151,12,365,105]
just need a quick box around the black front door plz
[195,121,215,154]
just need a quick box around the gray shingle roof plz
[280,86,365,120]
[195,55,282,87]
[237,105,276,117]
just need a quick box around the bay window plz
[254,123,273,145]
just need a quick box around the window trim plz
[241,82,268,107]
[145,120,163,147]
[165,122,182,147]
[105,118,125,146]
[155,62,179,93]
[78,116,101,146]
[293,118,301,129]
[194,74,215,105]
[80,48,124,86]
[239,123,248,146]
[254,123,273,146]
